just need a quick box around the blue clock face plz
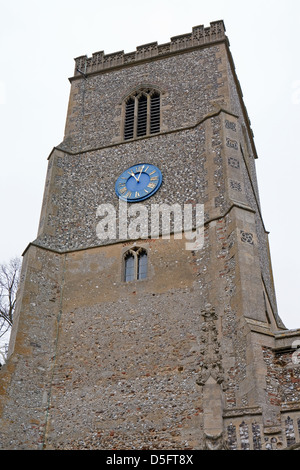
[115,163,162,202]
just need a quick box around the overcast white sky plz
[0,0,299,330]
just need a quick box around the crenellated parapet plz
[73,20,226,78]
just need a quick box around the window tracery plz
[123,89,160,140]
[124,247,148,282]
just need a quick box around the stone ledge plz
[50,107,239,158]
[223,406,262,418]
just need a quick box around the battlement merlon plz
[72,20,227,79]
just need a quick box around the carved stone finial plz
[204,432,228,450]
[196,304,224,386]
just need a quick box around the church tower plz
[1,21,300,450]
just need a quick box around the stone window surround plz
[123,246,148,282]
[121,86,162,141]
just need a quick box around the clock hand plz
[137,165,144,182]
[130,172,139,182]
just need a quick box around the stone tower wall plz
[1,21,300,450]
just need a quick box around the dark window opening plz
[124,253,135,282]
[150,93,160,134]
[137,95,148,137]
[124,97,135,140]
[137,250,148,280]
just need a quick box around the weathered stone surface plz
[1,20,300,450]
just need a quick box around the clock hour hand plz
[129,172,139,182]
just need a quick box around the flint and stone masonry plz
[1,20,300,450]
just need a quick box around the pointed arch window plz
[124,247,148,282]
[123,89,160,140]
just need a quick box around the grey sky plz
[0,0,299,329]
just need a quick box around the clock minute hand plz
[137,165,144,182]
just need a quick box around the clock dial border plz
[115,163,162,202]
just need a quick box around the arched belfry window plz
[124,247,148,282]
[123,89,160,140]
